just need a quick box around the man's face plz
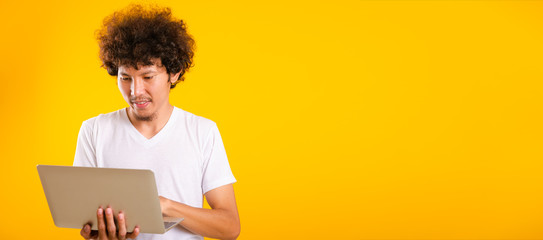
[117,60,176,122]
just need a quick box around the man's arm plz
[160,184,240,240]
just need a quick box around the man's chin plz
[130,108,156,122]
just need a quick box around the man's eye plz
[121,77,131,81]
[144,76,154,80]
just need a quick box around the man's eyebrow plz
[119,70,157,76]
[140,70,158,75]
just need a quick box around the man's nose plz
[131,78,145,96]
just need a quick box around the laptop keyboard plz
[164,221,177,229]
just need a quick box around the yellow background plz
[1,0,542,239]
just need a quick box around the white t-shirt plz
[73,107,237,240]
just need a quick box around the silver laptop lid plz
[37,165,176,234]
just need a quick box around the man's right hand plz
[80,206,140,240]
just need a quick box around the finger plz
[126,225,140,239]
[80,224,91,239]
[105,207,117,238]
[90,230,99,239]
[117,211,127,240]
[97,207,107,238]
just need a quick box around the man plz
[73,4,240,240]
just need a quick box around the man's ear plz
[170,71,182,84]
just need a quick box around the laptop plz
[37,165,183,234]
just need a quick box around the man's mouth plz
[133,100,151,109]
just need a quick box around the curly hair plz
[96,4,195,89]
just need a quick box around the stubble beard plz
[132,109,157,122]
[135,113,156,121]
[130,95,155,121]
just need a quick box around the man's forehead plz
[118,63,165,75]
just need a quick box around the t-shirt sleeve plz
[73,120,97,167]
[201,121,236,195]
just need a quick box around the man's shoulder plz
[174,107,218,131]
[81,108,126,128]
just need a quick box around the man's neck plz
[127,104,174,139]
